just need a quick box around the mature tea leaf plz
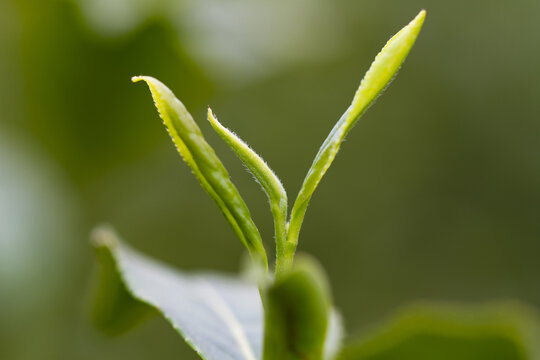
[286,10,426,262]
[91,227,263,360]
[337,302,540,360]
[207,108,288,275]
[133,76,267,267]
[263,256,332,360]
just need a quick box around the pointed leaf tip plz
[349,9,426,119]
[418,9,427,21]
[409,9,426,36]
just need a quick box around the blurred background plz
[1,0,539,359]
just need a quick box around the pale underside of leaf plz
[92,227,263,360]
[325,309,345,360]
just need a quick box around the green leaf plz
[286,10,426,263]
[133,76,267,268]
[207,108,288,275]
[337,302,540,360]
[263,256,332,360]
[91,227,264,360]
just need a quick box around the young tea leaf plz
[286,10,426,265]
[133,76,267,268]
[207,108,288,274]
[263,256,332,360]
[91,227,264,360]
[336,302,540,360]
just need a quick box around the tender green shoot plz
[285,10,426,270]
[132,10,426,275]
[110,10,430,360]
[132,76,267,269]
[207,108,288,274]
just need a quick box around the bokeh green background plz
[1,0,539,359]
